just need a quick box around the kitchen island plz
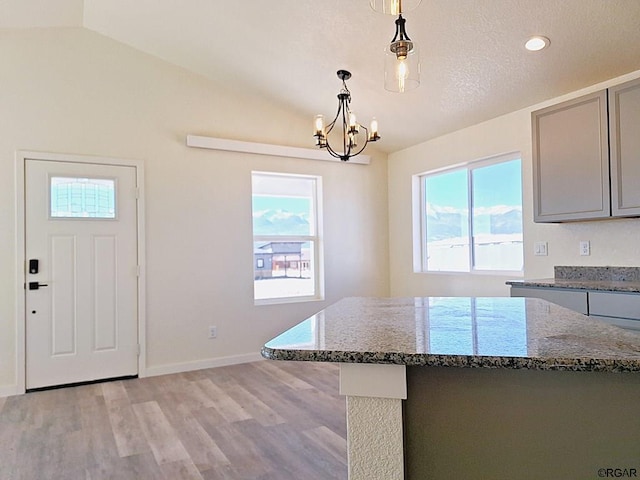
[262,297,640,480]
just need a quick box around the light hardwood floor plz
[0,361,347,480]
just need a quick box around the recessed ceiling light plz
[525,36,550,51]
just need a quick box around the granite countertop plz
[506,265,640,293]
[506,278,640,293]
[261,297,640,373]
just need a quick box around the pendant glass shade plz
[384,13,420,93]
[370,0,422,15]
[384,42,420,93]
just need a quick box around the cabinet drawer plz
[588,291,640,320]
[510,287,588,314]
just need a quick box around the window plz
[50,176,116,219]
[252,172,323,304]
[416,154,523,273]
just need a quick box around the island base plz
[405,366,640,479]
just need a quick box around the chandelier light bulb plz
[396,59,408,93]
[370,118,379,138]
[349,112,357,129]
[313,114,327,147]
[349,131,357,148]
[314,115,325,136]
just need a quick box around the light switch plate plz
[534,241,548,256]
[580,241,590,256]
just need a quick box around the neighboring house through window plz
[252,172,323,303]
[415,153,523,273]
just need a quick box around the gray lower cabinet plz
[510,286,640,331]
[532,77,640,222]
[589,291,640,331]
[510,286,587,314]
[589,315,640,332]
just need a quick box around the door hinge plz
[137,344,141,357]
[136,265,141,277]
[135,187,140,199]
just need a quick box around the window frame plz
[414,152,524,275]
[251,171,324,305]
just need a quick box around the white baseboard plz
[0,384,21,398]
[0,354,265,396]
[143,352,264,378]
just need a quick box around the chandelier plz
[313,70,380,162]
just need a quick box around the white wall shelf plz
[186,135,371,165]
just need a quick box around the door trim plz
[15,150,147,394]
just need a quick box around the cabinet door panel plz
[589,291,640,320]
[510,286,588,314]
[532,91,610,222]
[609,77,640,217]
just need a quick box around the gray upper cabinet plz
[532,78,640,223]
[609,77,640,217]
[532,91,610,222]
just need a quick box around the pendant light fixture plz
[370,0,422,15]
[313,70,380,162]
[371,0,421,93]
[385,13,420,93]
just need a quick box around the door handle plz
[28,282,49,290]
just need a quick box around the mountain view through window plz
[423,157,523,272]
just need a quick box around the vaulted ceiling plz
[4,0,640,153]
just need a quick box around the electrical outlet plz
[208,326,217,339]
[534,241,548,256]
[579,241,590,256]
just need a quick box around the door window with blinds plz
[50,176,116,219]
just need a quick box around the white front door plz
[25,159,139,389]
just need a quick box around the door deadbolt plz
[29,259,39,274]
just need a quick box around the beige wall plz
[5,26,640,395]
[388,69,640,298]
[0,28,390,393]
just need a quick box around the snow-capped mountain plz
[252,209,310,236]
[426,203,522,242]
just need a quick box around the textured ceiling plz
[0,0,83,28]
[3,0,640,153]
